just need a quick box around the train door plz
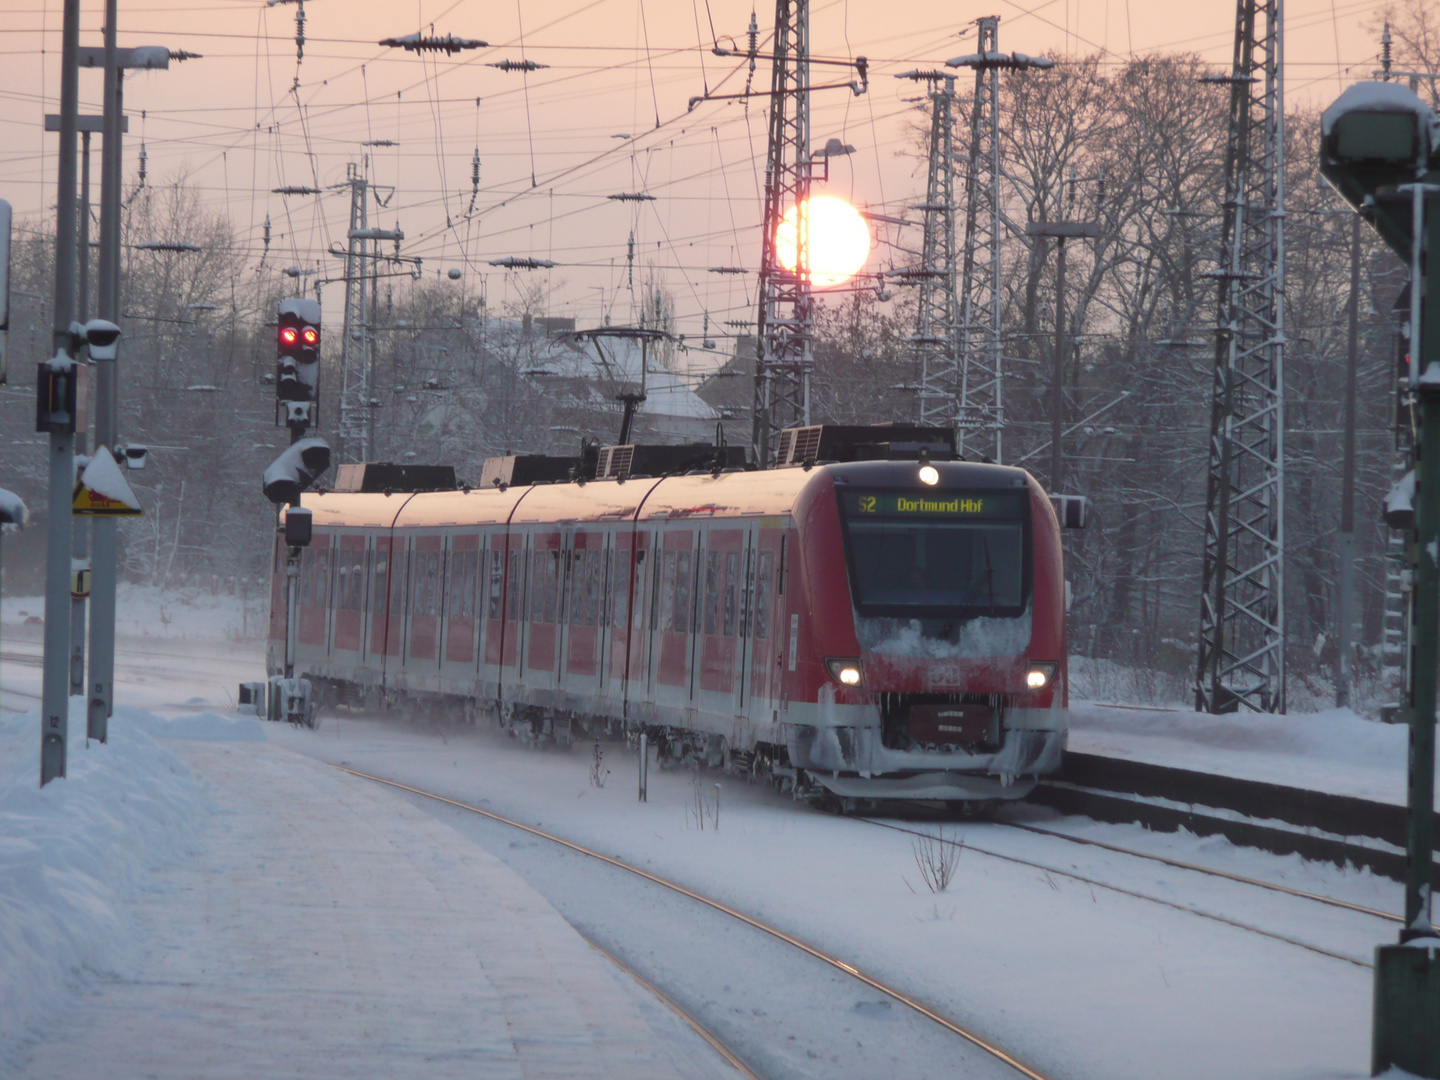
[525,530,562,681]
[444,533,479,670]
[628,531,657,711]
[333,534,366,655]
[649,526,698,712]
[407,535,443,668]
[500,532,524,675]
[298,536,331,649]
[386,536,409,659]
[746,524,787,724]
[608,530,633,688]
[562,528,603,698]
[696,525,744,712]
[368,536,391,662]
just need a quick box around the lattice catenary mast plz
[1194,0,1286,713]
[947,18,1052,462]
[895,70,960,427]
[752,0,814,467]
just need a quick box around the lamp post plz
[84,17,193,746]
[1319,79,1440,1077]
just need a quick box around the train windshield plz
[838,490,1030,618]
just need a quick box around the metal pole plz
[41,0,83,785]
[1337,213,1360,708]
[88,0,120,744]
[638,731,648,802]
[70,131,91,700]
[1050,235,1066,493]
[1403,189,1439,939]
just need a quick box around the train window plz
[659,551,678,632]
[391,548,407,619]
[723,552,739,637]
[374,553,388,616]
[703,550,721,636]
[611,549,628,630]
[676,550,693,634]
[569,548,585,627]
[447,549,470,621]
[351,559,364,611]
[529,551,546,623]
[316,549,330,609]
[586,550,600,626]
[488,549,504,620]
[839,491,1029,617]
[754,551,773,640]
[507,550,521,621]
[544,550,559,623]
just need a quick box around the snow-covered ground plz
[0,589,1421,1078]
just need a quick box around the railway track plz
[856,815,1387,969]
[333,763,1057,1080]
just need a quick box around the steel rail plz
[331,764,1055,1080]
[856,817,1371,969]
[578,932,761,1080]
[998,818,1430,929]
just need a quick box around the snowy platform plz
[3,710,734,1080]
[1068,701,1436,807]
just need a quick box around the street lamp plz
[80,14,196,751]
[1320,79,1440,1077]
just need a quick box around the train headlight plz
[918,464,940,486]
[826,658,864,687]
[1025,662,1058,690]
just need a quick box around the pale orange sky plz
[0,0,1391,349]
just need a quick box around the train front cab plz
[781,460,1068,802]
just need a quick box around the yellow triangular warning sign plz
[73,447,143,516]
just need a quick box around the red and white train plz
[268,447,1072,804]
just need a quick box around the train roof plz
[294,459,1037,532]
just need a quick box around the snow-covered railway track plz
[333,763,1057,1080]
[856,816,1380,969]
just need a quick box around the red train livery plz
[269,457,1069,804]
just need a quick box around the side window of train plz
[317,547,330,609]
[723,551,739,637]
[373,550,388,616]
[545,550,560,623]
[586,549,600,626]
[392,543,409,620]
[507,549,521,621]
[528,551,544,622]
[488,549,504,620]
[754,550,774,640]
[461,550,477,621]
[703,550,721,636]
[676,549,693,634]
[659,551,678,632]
[611,549,628,630]
[351,554,365,611]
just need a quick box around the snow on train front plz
[781,459,1070,803]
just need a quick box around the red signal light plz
[280,327,299,346]
[302,327,319,345]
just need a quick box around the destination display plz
[842,490,1024,518]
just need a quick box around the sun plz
[775,195,871,288]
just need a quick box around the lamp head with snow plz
[83,319,121,361]
[262,437,331,507]
[1320,81,1440,259]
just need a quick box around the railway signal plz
[1320,80,1440,1078]
[265,297,328,728]
[276,297,321,431]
